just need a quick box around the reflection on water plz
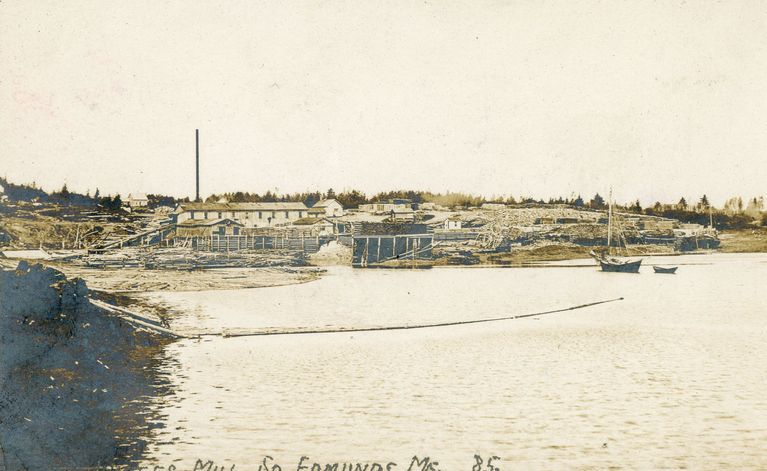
[133,254,767,469]
[110,342,179,466]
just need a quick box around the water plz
[132,254,767,469]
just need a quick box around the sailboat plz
[590,190,642,273]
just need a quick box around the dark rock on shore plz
[0,262,170,470]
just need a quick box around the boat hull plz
[599,259,642,273]
[653,266,677,274]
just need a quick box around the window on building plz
[218,212,222,219]
[285,211,289,218]
[204,211,209,219]
[271,211,276,219]
[190,211,196,219]
[258,212,262,219]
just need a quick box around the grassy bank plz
[718,228,767,253]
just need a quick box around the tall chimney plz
[195,129,200,202]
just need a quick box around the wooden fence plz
[178,235,332,253]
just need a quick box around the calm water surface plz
[134,254,767,469]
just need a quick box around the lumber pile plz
[71,247,306,269]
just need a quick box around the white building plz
[312,198,344,217]
[127,193,149,208]
[444,215,462,230]
[360,202,410,213]
[174,202,309,228]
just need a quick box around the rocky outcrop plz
[0,262,169,470]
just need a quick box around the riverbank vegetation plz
[718,228,767,253]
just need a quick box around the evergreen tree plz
[699,194,710,211]
[589,193,605,209]
[336,189,367,209]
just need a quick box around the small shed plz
[390,208,415,223]
[175,218,243,237]
[444,215,462,230]
[289,217,336,237]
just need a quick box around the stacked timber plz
[73,247,306,269]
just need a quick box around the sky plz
[1,0,766,206]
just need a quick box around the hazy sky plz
[1,1,766,206]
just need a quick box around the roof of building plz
[0,249,52,260]
[308,207,325,213]
[391,207,415,214]
[176,202,308,212]
[313,198,341,208]
[292,217,333,226]
[177,218,244,227]
[128,193,148,200]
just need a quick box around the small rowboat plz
[653,266,677,274]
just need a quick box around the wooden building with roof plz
[175,218,244,237]
[174,202,308,228]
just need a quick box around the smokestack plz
[195,129,200,202]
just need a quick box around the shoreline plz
[48,263,325,293]
[1,238,760,294]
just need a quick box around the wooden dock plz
[352,234,434,267]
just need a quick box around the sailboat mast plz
[607,189,613,249]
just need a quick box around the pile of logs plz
[72,247,306,270]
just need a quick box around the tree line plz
[1,177,764,227]
[0,178,189,213]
